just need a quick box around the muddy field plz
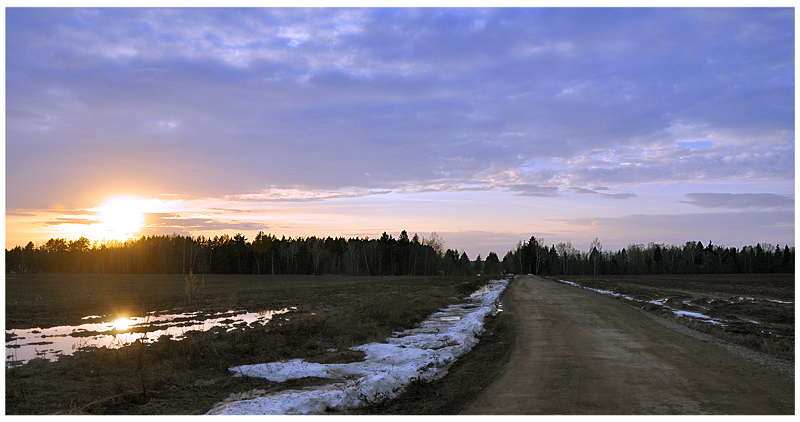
[5,273,793,414]
[548,274,794,361]
[5,273,495,414]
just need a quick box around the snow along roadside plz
[552,277,794,378]
[206,278,509,415]
[555,278,723,324]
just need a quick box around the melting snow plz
[672,309,718,322]
[557,279,723,325]
[207,278,508,415]
[557,279,636,301]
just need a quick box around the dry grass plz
[5,274,490,414]
[554,274,794,361]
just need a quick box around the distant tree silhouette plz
[5,233,794,275]
[484,251,501,275]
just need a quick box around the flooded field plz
[7,307,293,366]
[5,273,492,414]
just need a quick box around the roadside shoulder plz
[633,306,794,379]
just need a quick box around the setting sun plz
[95,196,148,241]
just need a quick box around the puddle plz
[6,307,294,367]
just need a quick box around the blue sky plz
[4,7,795,258]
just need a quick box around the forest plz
[4,231,795,276]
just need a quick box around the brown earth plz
[5,274,488,415]
[463,275,794,415]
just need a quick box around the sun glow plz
[112,317,133,331]
[94,196,148,241]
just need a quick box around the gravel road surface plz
[463,275,794,414]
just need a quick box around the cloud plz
[554,210,795,250]
[4,8,794,254]
[680,193,794,210]
[5,210,38,217]
[6,8,794,210]
[549,141,795,189]
[507,184,561,198]
[229,187,392,203]
[568,187,636,200]
[143,213,265,234]
[42,217,96,226]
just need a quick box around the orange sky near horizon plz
[4,8,794,258]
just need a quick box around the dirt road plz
[463,275,794,414]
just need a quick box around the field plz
[6,273,793,415]
[5,273,512,414]
[548,274,795,361]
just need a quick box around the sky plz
[4,6,796,258]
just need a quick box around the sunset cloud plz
[5,7,794,256]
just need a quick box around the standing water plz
[6,307,294,367]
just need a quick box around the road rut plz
[463,275,794,414]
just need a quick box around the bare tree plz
[590,238,602,276]
[555,241,576,275]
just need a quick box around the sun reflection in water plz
[6,307,296,367]
[112,317,133,331]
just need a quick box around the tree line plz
[505,236,794,276]
[5,232,794,275]
[5,231,488,276]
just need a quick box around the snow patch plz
[672,309,720,323]
[207,278,508,415]
[557,279,723,325]
[556,279,636,301]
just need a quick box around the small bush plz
[184,271,205,306]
